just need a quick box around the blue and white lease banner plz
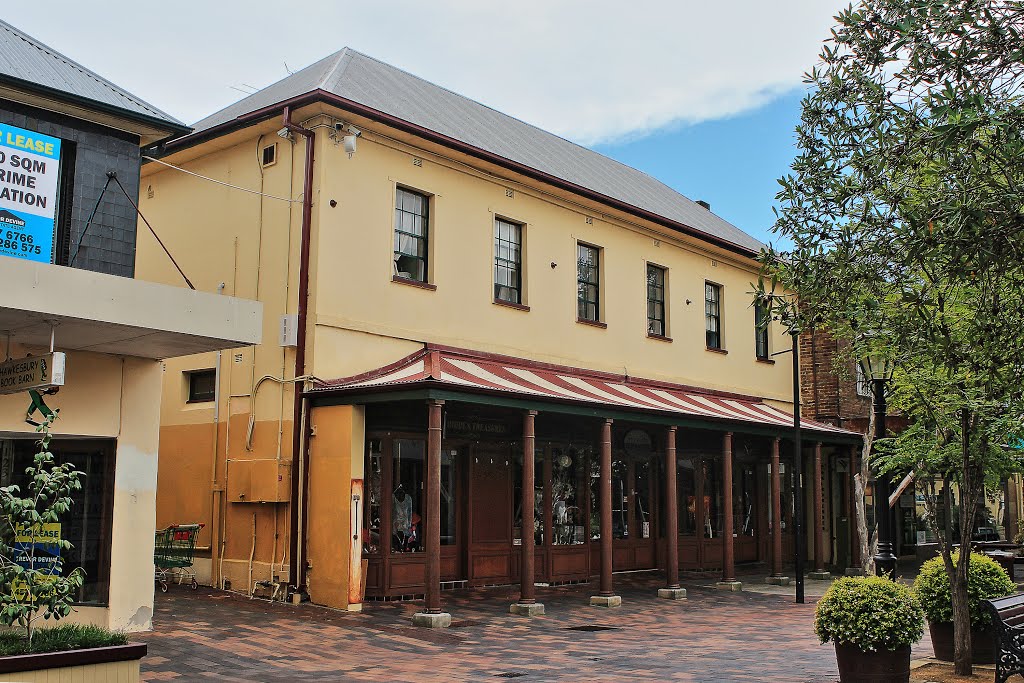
[0,123,62,263]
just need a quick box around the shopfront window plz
[702,459,724,538]
[635,459,651,539]
[391,439,424,553]
[0,439,113,605]
[612,459,629,539]
[678,457,697,535]
[551,447,585,545]
[364,439,383,555]
[770,461,794,534]
[513,449,544,545]
[440,449,456,546]
[735,465,757,536]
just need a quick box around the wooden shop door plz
[468,448,513,586]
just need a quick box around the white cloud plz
[5,0,847,144]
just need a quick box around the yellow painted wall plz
[0,347,162,632]
[305,404,364,609]
[135,103,796,599]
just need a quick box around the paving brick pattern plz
[139,574,932,682]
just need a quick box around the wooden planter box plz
[0,642,146,682]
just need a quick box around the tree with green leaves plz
[759,0,1024,674]
[0,401,84,646]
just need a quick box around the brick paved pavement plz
[138,573,932,682]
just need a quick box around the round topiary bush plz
[815,576,925,652]
[913,551,1015,628]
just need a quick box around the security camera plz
[334,122,361,138]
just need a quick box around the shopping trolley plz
[154,523,204,592]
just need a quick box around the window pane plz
[612,459,629,539]
[702,459,723,538]
[363,440,383,555]
[552,448,586,545]
[440,449,456,546]
[394,188,429,283]
[188,370,216,402]
[391,439,425,553]
[678,458,696,536]
[513,450,544,545]
[635,460,651,539]
[2,439,114,604]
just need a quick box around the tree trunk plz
[855,407,876,575]
[952,408,977,677]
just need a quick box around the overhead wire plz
[142,155,301,203]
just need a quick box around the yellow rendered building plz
[138,48,859,621]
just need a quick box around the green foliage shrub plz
[0,623,127,656]
[913,551,1015,628]
[815,576,924,652]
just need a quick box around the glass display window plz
[363,438,383,555]
[551,447,586,545]
[0,438,114,605]
[635,459,651,539]
[735,465,757,536]
[678,457,697,536]
[391,439,424,553]
[702,458,724,539]
[513,448,544,545]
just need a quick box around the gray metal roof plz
[192,48,765,254]
[0,20,186,131]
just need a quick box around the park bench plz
[985,593,1024,683]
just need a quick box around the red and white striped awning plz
[312,346,856,437]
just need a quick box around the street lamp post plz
[862,354,896,578]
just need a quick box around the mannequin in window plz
[393,485,413,551]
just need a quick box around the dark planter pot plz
[834,643,911,683]
[927,621,996,664]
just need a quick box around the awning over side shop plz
[312,345,859,440]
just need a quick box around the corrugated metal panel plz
[191,48,765,253]
[0,20,184,128]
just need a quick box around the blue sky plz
[594,90,806,247]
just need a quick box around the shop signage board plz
[0,122,62,264]
[0,352,66,395]
[12,522,62,602]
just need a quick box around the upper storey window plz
[393,187,429,283]
[577,243,601,322]
[705,282,722,349]
[646,264,667,337]
[494,218,522,305]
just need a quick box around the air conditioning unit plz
[279,314,298,347]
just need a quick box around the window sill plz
[392,275,437,291]
[706,347,728,355]
[186,398,215,405]
[756,357,776,365]
[647,333,673,343]
[577,318,607,329]
[493,298,530,312]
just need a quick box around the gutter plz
[281,106,315,593]
[153,90,759,259]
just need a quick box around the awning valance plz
[312,346,859,439]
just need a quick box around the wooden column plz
[664,427,680,588]
[412,399,450,626]
[600,418,614,596]
[720,432,736,585]
[520,411,537,604]
[591,418,620,606]
[770,437,784,578]
[849,445,862,571]
[425,399,444,613]
[811,441,827,577]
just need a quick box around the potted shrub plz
[913,551,1015,664]
[815,576,924,683]
[0,402,146,681]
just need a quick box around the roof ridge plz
[319,47,355,91]
[0,20,180,124]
